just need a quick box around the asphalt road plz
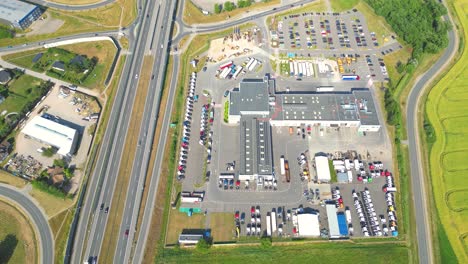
[26,0,116,11]
[0,184,54,264]
[77,0,162,262]
[406,3,457,264]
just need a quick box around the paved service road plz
[26,0,116,11]
[406,1,457,263]
[0,184,54,264]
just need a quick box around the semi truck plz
[245,58,255,70]
[248,59,258,71]
[220,67,231,79]
[266,214,272,236]
[232,66,243,79]
[285,160,291,182]
[220,61,233,69]
[345,209,352,224]
[294,62,299,76]
[341,75,360,81]
[337,213,349,236]
[280,156,286,175]
[271,212,277,233]
[181,196,202,203]
[289,61,294,76]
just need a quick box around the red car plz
[251,206,255,214]
[125,229,129,237]
[235,211,239,219]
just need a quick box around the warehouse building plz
[21,116,78,156]
[0,0,42,30]
[326,204,341,238]
[314,155,331,183]
[228,77,380,181]
[238,115,274,181]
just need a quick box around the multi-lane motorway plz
[0,185,53,264]
[0,0,459,263]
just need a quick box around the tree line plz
[214,0,272,14]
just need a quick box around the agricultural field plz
[425,0,468,262]
[158,242,409,263]
[0,199,37,264]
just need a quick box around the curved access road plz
[26,0,116,11]
[406,1,457,263]
[0,184,54,264]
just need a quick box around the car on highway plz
[135,74,139,79]
[105,207,109,214]
[100,203,104,211]
[125,229,129,237]
[224,90,230,97]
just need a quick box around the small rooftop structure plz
[178,234,203,244]
[21,116,78,156]
[326,204,340,238]
[315,155,331,183]
[296,213,320,237]
[52,61,65,72]
[32,53,43,63]
[0,69,11,85]
[337,172,349,183]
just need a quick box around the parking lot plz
[270,10,402,82]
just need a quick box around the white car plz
[135,74,139,79]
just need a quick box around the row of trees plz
[214,0,272,14]
[365,0,449,59]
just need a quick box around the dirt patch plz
[0,199,37,264]
[207,30,262,63]
[26,13,64,37]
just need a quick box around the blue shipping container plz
[337,213,349,235]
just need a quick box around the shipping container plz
[248,59,258,71]
[341,75,360,81]
[337,213,348,236]
[271,212,277,233]
[266,214,272,236]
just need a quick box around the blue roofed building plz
[0,0,42,30]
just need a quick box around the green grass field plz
[425,0,468,262]
[331,0,359,12]
[0,74,43,114]
[158,242,409,263]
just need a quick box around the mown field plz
[158,242,409,263]
[425,0,468,262]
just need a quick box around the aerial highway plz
[406,2,457,263]
[0,184,54,264]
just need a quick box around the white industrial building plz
[295,213,320,237]
[21,116,78,156]
[326,204,341,239]
[315,155,331,183]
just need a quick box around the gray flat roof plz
[239,115,273,176]
[271,90,379,125]
[353,91,380,126]
[0,0,37,23]
[229,78,271,115]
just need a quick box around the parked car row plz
[177,72,198,181]
[352,188,382,237]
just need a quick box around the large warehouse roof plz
[0,0,37,24]
[229,78,272,116]
[239,115,273,177]
[297,213,320,237]
[22,116,77,156]
[315,155,331,182]
[353,91,379,126]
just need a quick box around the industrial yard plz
[169,9,401,247]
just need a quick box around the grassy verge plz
[29,187,74,217]
[331,0,359,12]
[139,56,173,264]
[166,212,205,245]
[0,199,37,264]
[158,241,409,263]
[60,0,136,27]
[184,0,280,25]
[48,208,74,264]
[423,0,468,262]
[210,213,235,243]
[267,1,327,28]
[48,0,102,4]
[0,171,27,188]
[98,56,154,263]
